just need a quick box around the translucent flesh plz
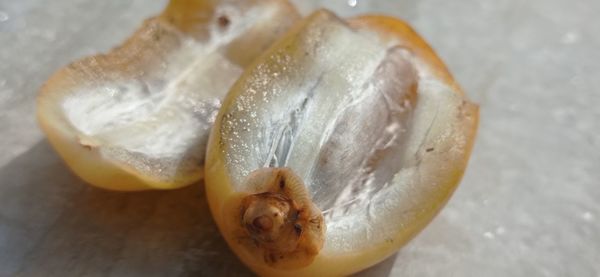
[206,10,478,276]
[37,0,299,190]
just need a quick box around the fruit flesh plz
[37,0,299,190]
[205,10,478,276]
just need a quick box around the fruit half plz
[37,0,300,190]
[205,10,478,276]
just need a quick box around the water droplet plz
[347,0,358,7]
[561,31,580,44]
[483,231,495,239]
[0,11,9,22]
[581,211,595,222]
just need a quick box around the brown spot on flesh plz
[279,178,285,189]
[217,15,230,28]
[293,223,303,236]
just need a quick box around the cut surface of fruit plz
[37,0,300,190]
[205,10,478,276]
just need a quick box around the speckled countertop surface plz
[1,0,598,276]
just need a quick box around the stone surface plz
[1,0,598,276]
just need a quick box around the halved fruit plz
[37,0,300,190]
[205,10,478,276]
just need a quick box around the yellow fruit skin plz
[36,0,300,191]
[37,62,188,190]
[38,116,189,191]
[349,15,464,95]
[205,12,479,276]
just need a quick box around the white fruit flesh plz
[205,10,478,276]
[37,0,299,190]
